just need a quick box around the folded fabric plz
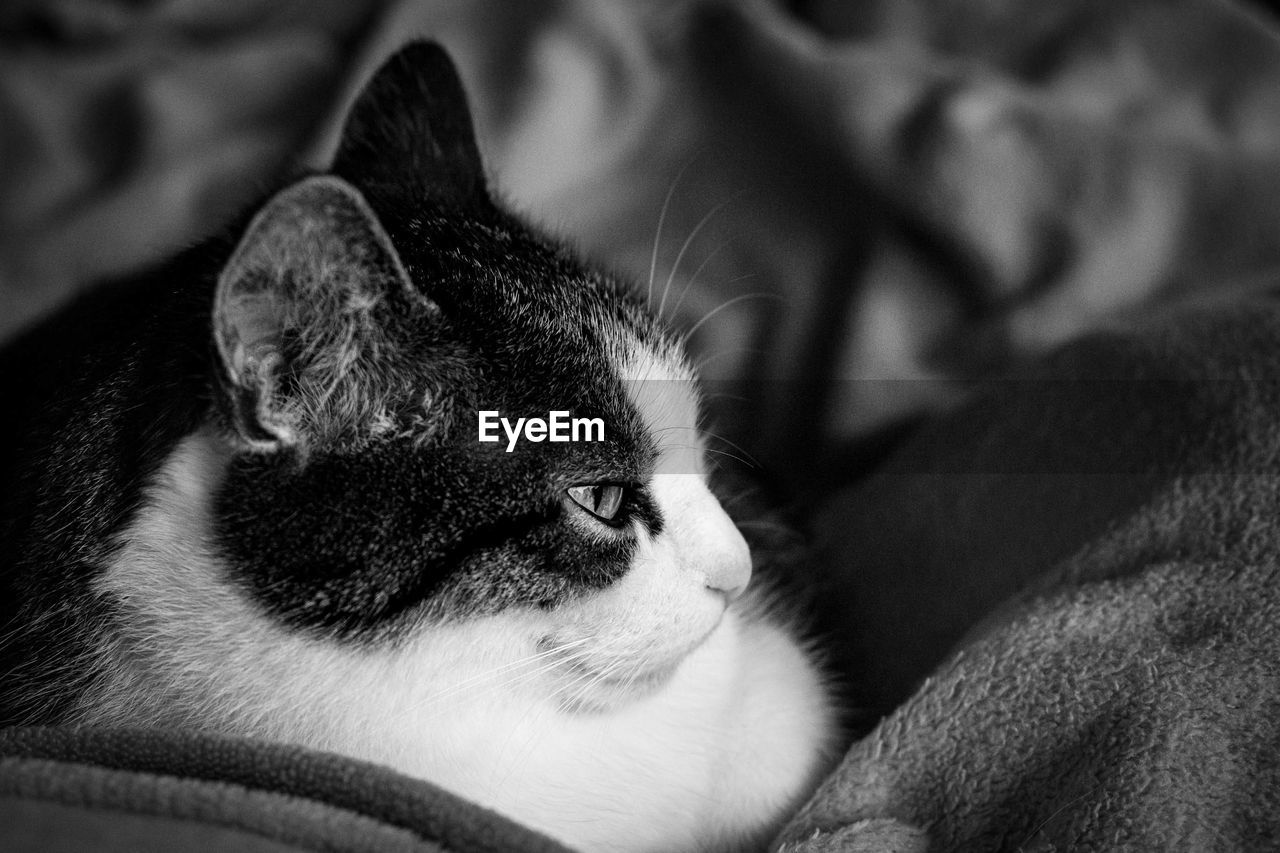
[0,725,570,853]
[789,294,1280,850]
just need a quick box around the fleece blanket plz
[0,725,570,852]
[6,0,1280,850]
[788,294,1280,851]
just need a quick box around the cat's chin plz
[553,663,679,713]
[545,614,726,713]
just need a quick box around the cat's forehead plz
[612,334,703,474]
[331,186,705,480]
[508,260,704,474]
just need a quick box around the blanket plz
[0,725,570,852]
[788,295,1280,850]
[5,0,1280,850]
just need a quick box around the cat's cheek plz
[617,531,728,626]
[538,532,732,698]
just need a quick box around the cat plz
[0,41,837,852]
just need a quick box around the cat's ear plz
[213,175,423,451]
[332,41,487,209]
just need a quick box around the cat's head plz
[82,45,840,850]
[194,42,750,711]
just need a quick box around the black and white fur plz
[0,43,836,852]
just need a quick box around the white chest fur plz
[85,430,837,853]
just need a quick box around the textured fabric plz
[0,0,389,340]
[0,726,570,853]
[790,296,1280,850]
[1,797,326,853]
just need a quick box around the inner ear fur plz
[213,175,426,450]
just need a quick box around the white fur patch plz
[615,339,702,471]
[87,394,834,852]
[616,339,752,599]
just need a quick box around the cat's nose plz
[706,532,752,601]
[703,518,752,601]
[652,474,753,599]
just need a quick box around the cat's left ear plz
[332,41,488,209]
[213,175,424,451]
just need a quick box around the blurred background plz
[5,0,1280,503]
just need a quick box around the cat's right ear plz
[213,175,425,452]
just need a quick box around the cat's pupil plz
[567,484,625,522]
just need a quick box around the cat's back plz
[0,249,218,531]
[0,250,219,725]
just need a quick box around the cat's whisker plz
[665,213,779,320]
[677,268,763,327]
[407,632,642,717]
[647,424,760,469]
[666,237,732,322]
[657,191,745,320]
[557,659,619,711]
[543,637,639,705]
[647,439,721,465]
[408,662,563,723]
[709,446,755,464]
[690,346,764,374]
[550,665,596,706]
[647,156,698,307]
[403,637,596,714]
[680,292,781,347]
[698,428,763,469]
[715,490,756,510]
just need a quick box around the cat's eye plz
[566,484,627,523]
